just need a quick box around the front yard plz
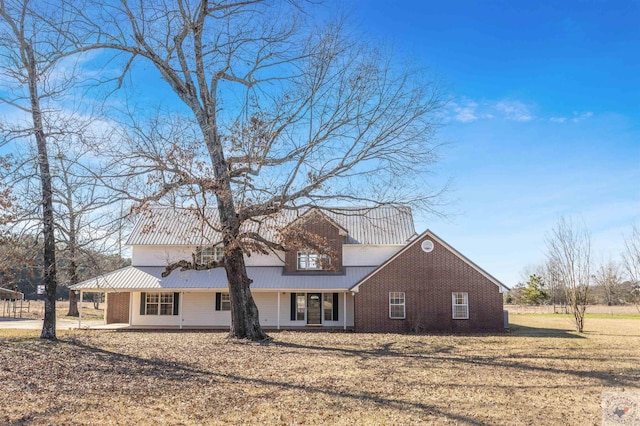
[1,314,639,425]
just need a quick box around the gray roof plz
[0,287,23,300]
[126,206,416,246]
[70,266,377,291]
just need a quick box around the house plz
[71,206,509,332]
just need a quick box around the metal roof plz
[70,266,377,291]
[0,287,23,300]
[126,206,416,246]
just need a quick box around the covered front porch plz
[72,266,367,331]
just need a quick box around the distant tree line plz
[0,233,129,300]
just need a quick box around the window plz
[290,293,308,321]
[297,251,330,270]
[452,292,469,319]
[140,292,177,316]
[215,293,231,311]
[296,293,306,320]
[389,292,405,319]
[201,246,224,264]
[323,293,339,321]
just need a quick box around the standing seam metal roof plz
[70,266,377,291]
[126,206,416,246]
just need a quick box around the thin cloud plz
[494,100,534,122]
[549,111,593,123]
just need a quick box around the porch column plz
[128,292,133,327]
[343,292,347,330]
[277,292,281,330]
[78,290,83,329]
[104,292,108,325]
[179,292,184,330]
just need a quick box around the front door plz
[307,293,322,325]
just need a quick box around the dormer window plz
[297,251,330,270]
[201,246,224,264]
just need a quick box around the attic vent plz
[421,240,434,253]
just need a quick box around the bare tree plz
[78,0,446,340]
[594,260,621,306]
[622,224,640,310]
[2,137,131,316]
[545,217,592,332]
[0,0,65,339]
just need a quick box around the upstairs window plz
[452,292,469,319]
[389,292,405,319]
[201,246,224,264]
[297,251,330,270]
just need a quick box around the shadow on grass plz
[54,338,486,426]
[5,332,639,425]
[506,323,584,338]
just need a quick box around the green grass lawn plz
[1,314,639,425]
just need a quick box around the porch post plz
[104,292,108,325]
[277,292,281,330]
[179,292,184,330]
[78,290,83,329]
[343,292,347,330]
[128,292,133,327]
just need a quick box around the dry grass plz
[1,315,639,425]
[2,300,104,321]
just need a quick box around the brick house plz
[72,206,508,332]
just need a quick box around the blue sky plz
[354,0,640,285]
[1,1,637,287]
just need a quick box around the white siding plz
[342,245,403,266]
[182,292,231,326]
[132,245,284,267]
[131,292,180,327]
[273,291,354,328]
[129,290,354,328]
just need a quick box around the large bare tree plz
[545,217,592,333]
[0,0,66,339]
[78,0,445,340]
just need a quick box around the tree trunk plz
[66,208,79,317]
[203,108,267,340]
[24,44,57,340]
[225,247,267,340]
[67,290,79,317]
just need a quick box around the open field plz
[1,315,639,425]
[1,300,104,321]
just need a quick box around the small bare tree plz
[622,224,640,311]
[545,217,591,332]
[594,260,621,306]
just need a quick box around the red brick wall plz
[106,292,130,324]
[284,213,344,273]
[354,234,504,333]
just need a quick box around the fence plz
[1,299,30,319]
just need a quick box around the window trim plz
[215,292,231,311]
[201,246,224,264]
[296,251,330,271]
[141,292,178,316]
[452,292,469,320]
[389,292,405,319]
